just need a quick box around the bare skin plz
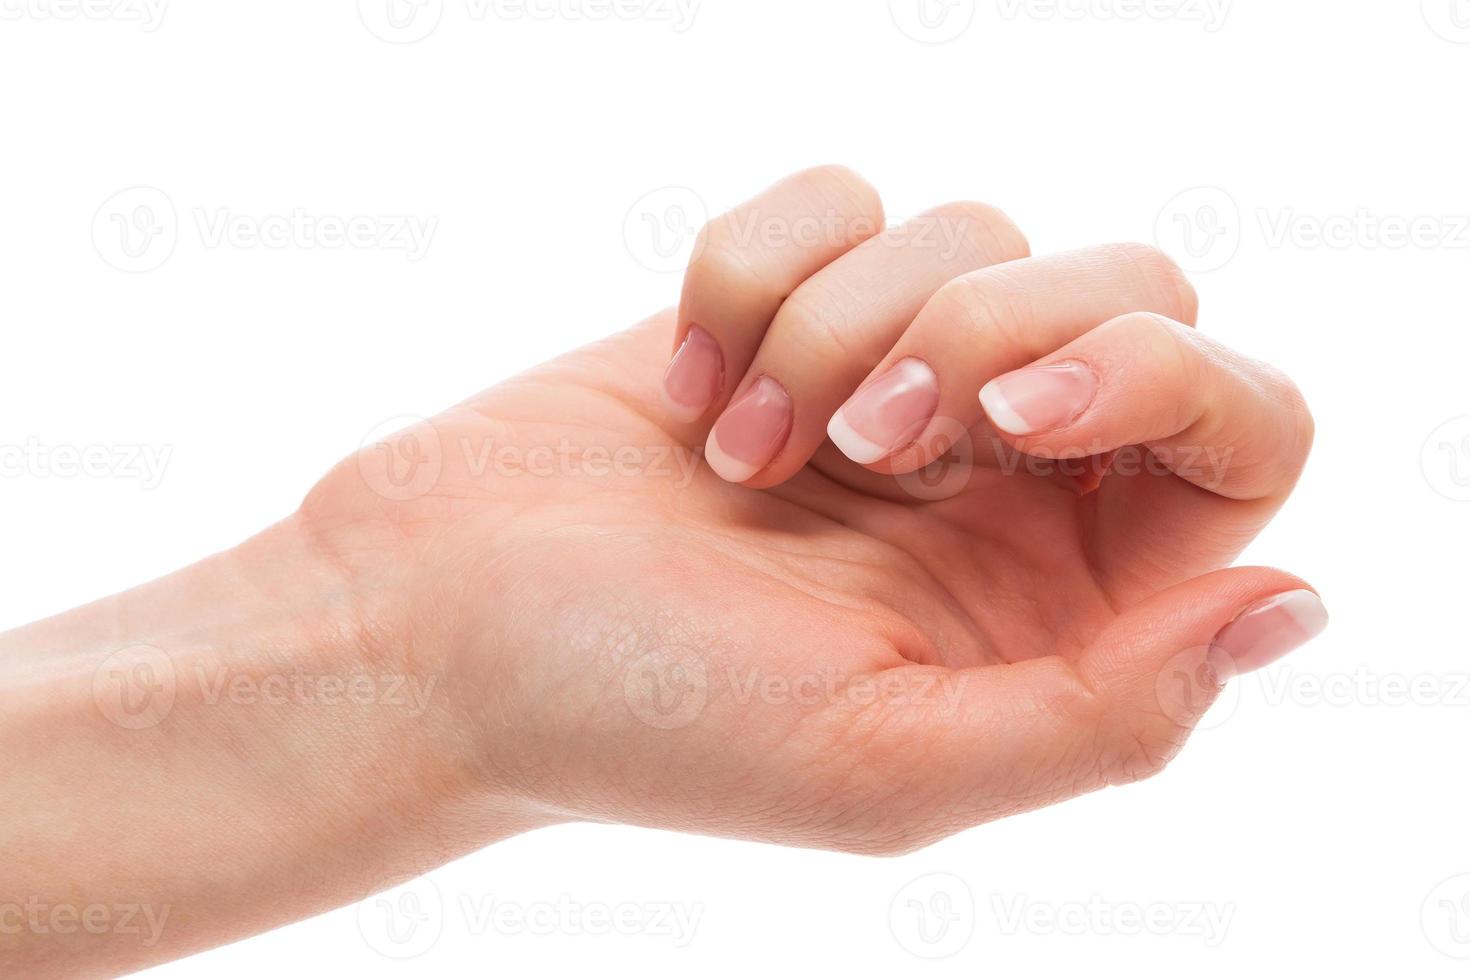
[0,167,1323,976]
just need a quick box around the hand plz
[302,165,1326,855]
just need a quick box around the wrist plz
[0,515,549,975]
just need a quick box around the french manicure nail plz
[979,360,1098,435]
[1210,589,1329,675]
[827,358,939,464]
[705,376,792,483]
[662,325,724,422]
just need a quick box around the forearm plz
[0,517,541,977]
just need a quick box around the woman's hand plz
[303,165,1325,856]
[0,165,1327,976]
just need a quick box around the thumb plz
[1077,565,1330,781]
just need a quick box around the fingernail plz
[705,376,792,483]
[662,325,724,422]
[827,358,939,464]
[979,361,1097,436]
[1210,590,1329,674]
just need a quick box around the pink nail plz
[1210,590,1329,674]
[827,358,939,464]
[979,361,1097,435]
[705,376,792,483]
[662,325,724,422]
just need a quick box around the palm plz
[413,313,1187,669]
[299,310,1303,852]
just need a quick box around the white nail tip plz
[978,384,1033,435]
[660,387,707,423]
[704,429,760,483]
[1270,589,1331,636]
[826,411,887,465]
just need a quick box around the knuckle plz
[940,268,1036,352]
[1263,367,1316,476]
[1104,242,1200,324]
[685,233,778,298]
[918,201,1031,264]
[774,281,864,359]
[795,164,885,228]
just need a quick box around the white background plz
[3,0,1469,975]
